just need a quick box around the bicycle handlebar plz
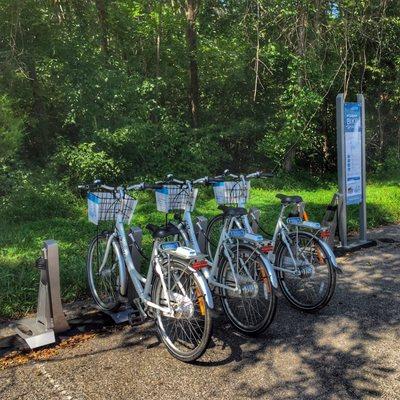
[155,174,186,186]
[78,181,163,192]
[192,171,273,185]
[214,170,274,180]
[126,183,163,191]
[78,182,115,191]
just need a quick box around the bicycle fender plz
[256,251,279,289]
[189,268,214,310]
[318,239,342,274]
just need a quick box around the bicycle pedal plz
[128,311,147,327]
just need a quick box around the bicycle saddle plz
[276,194,303,204]
[146,223,180,239]
[218,205,248,216]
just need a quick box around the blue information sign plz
[344,102,362,205]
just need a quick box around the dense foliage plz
[1,1,400,317]
[0,0,399,184]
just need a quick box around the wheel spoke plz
[220,246,275,333]
[279,234,333,309]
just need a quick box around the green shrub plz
[0,95,24,162]
[0,173,78,223]
[93,122,225,180]
[53,142,121,185]
[381,149,400,175]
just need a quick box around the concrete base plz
[100,306,133,324]
[335,239,377,256]
[10,318,56,349]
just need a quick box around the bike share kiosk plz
[12,240,70,349]
[324,94,374,250]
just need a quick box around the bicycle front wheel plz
[218,244,277,336]
[276,231,336,312]
[152,260,213,362]
[87,233,121,312]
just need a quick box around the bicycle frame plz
[173,203,278,292]
[240,202,339,273]
[97,190,213,317]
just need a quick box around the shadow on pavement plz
[2,234,398,399]
[200,239,400,399]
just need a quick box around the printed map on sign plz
[344,102,362,205]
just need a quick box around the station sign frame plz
[336,93,369,248]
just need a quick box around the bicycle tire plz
[151,259,213,362]
[87,233,122,312]
[218,244,277,336]
[275,231,337,312]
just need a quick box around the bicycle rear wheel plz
[276,231,336,312]
[218,244,277,336]
[152,260,213,362]
[87,233,121,312]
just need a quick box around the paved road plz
[1,225,400,399]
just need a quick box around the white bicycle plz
[206,171,342,312]
[80,180,214,362]
[153,175,278,336]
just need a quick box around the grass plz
[0,176,399,318]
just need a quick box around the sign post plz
[336,93,373,249]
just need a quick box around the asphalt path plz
[1,225,399,399]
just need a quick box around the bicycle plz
[205,171,342,313]
[80,180,214,362]
[155,175,278,336]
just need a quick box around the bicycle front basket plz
[212,181,250,205]
[155,185,198,213]
[87,192,137,225]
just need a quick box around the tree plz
[181,0,200,127]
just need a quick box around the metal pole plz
[195,216,208,254]
[357,93,367,242]
[336,94,348,247]
[249,207,260,234]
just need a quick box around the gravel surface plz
[1,225,400,400]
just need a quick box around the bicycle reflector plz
[320,229,330,239]
[260,244,274,254]
[192,260,208,270]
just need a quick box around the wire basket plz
[212,181,250,205]
[155,185,198,213]
[87,192,137,225]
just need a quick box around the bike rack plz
[11,240,70,349]
[195,216,208,253]
[249,207,261,233]
[101,226,143,324]
[322,193,376,252]
[321,193,341,248]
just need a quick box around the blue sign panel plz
[344,102,362,205]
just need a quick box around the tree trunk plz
[296,3,307,86]
[26,57,49,159]
[284,3,307,172]
[183,0,200,128]
[95,0,109,57]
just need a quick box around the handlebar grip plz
[261,173,274,178]
[207,177,224,184]
[143,183,163,190]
